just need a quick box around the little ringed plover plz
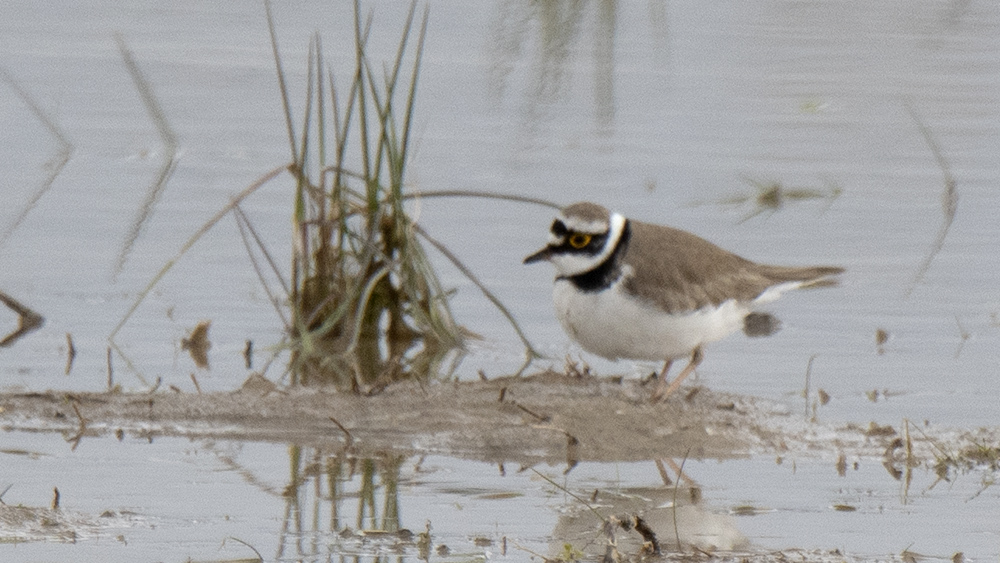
[524,201,843,401]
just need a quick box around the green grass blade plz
[265,0,298,162]
[413,223,541,358]
[110,164,287,340]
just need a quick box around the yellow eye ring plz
[568,233,592,249]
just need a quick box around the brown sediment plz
[0,370,971,467]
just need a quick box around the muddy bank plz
[0,371,986,466]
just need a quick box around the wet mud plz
[0,371,987,468]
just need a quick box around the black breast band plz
[559,221,632,292]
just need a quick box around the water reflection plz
[263,446,997,560]
[272,447,753,561]
[1,427,995,560]
[548,458,748,559]
[592,0,617,135]
[706,177,842,224]
[278,447,413,561]
[0,67,72,249]
[487,0,623,139]
[551,485,748,557]
[0,290,43,348]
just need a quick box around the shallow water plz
[1,431,996,561]
[1,0,999,560]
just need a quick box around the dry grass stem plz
[0,67,73,249]
[904,100,957,297]
[113,34,179,276]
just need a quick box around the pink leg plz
[657,359,673,385]
[651,346,703,402]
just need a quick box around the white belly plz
[552,279,749,361]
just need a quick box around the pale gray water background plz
[1,0,999,560]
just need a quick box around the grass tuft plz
[112,1,547,389]
[268,0,467,389]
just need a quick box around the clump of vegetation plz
[933,439,1000,483]
[111,1,542,391]
[268,1,461,389]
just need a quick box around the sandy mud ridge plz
[0,370,988,469]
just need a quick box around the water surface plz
[1,0,999,560]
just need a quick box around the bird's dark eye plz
[568,233,592,249]
[551,220,567,237]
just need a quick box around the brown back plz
[621,220,843,313]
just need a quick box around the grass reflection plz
[717,177,842,223]
[278,446,413,561]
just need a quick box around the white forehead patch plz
[558,213,610,235]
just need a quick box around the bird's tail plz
[758,264,844,288]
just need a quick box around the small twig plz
[510,541,556,562]
[530,469,605,523]
[672,448,692,551]
[51,487,60,510]
[222,537,264,563]
[106,346,114,390]
[512,401,549,422]
[67,400,88,451]
[64,333,76,376]
[903,419,916,504]
[904,419,913,467]
[803,354,817,418]
[243,340,253,370]
[328,416,355,450]
[0,483,13,505]
[68,400,83,424]
[107,342,153,388]
[189,373,202,394]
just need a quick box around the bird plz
[524,201,843,401]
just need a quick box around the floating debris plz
[0,290,44,347]
[703,177,842,223]
[243,339,253,369]
[876,328,889,355]
[181,320,212,369]
[866,422,897,438]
